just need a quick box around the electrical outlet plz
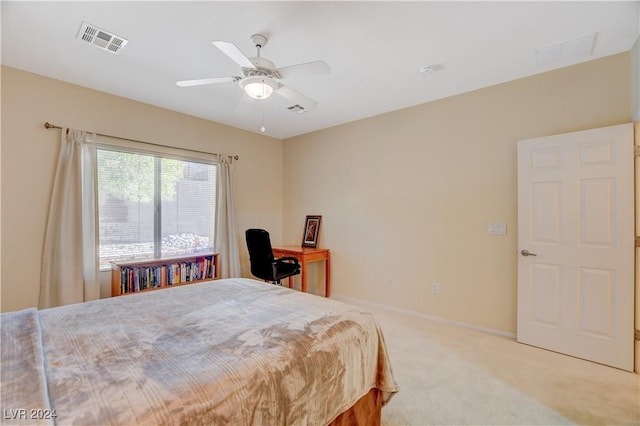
[432,283,440,294]
[386,278,394,287]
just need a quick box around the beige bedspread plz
[1,278,397,425]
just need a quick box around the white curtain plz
[39,129,99,309]
[215,155,241,278]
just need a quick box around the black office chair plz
[245,229,300,285]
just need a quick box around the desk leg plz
[301,260,308,293]
[287,276,293,289]
[325,254,331,298]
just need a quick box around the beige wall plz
[632,35,639,121]
[282,53,632,334]
[1,66,283,312]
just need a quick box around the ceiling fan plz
[177,34,330,114]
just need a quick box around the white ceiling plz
[2,1,639,139]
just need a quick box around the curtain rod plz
[43,122,239,161]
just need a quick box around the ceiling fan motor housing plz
[245,57,278,75]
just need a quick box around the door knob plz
[520,249,537,257]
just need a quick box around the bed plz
[1,278,397,425]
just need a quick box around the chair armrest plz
[271,257,299,280]
[274,256,300,265]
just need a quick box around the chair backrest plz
[245,229,276,280]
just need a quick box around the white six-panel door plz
[517,123,634,371]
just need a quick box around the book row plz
[119,257,215,294]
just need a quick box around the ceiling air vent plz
[77,22,128,55]
[287,104,307,114]
[535,33,596,70]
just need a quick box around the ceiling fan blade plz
[176,76,239,87]
[212,41,257,70]
[277,61,330,79]
[275,83,318,113]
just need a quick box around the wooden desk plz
[272,246,331,297]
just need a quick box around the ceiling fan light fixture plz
[240,76,276,100]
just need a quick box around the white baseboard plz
[331,293,517,339]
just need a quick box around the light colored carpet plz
[345,299,639,426]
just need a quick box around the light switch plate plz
[488,223,507,235]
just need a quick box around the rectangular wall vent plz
[77,22,128,55]
[287,104,307,114]
[535,33,596,70]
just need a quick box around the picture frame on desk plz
[302,215,321,248]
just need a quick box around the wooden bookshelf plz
[111,252,219,297]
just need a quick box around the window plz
[97,147,217,270]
